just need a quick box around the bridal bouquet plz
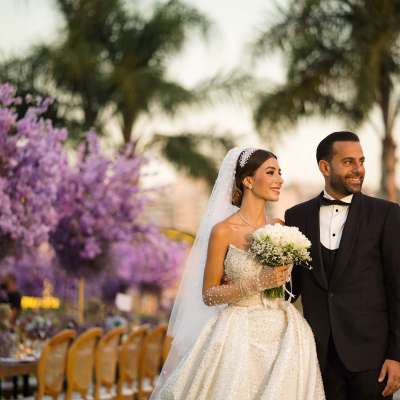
[248,224,312,299]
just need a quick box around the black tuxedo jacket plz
[285,192,400,372]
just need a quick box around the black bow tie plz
[320,196,350,207]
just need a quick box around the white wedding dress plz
[153,244,325,400]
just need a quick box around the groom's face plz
[321,141,365,196]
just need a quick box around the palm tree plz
[0,0,246,184]
[52,0,213,145]
[50,0,211,144]
[252,0,400,200]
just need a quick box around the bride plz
[150,147,325,399]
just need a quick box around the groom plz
[285,131,400,399]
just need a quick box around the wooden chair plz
[161,335,172,366]
[137,324,167,400]
[94,326,125,400]
[35,329,77,400]
[116,325,148,400]
[66,328,103,400]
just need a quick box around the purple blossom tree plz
[0,83,68,259]
[52,265,104,302]
[0,250,97,301]
[50,131,151,278]
[111,231,188,291]
[0,252,53,297]
[0,83,187,316]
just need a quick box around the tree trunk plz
[122,112,136,144]
[78,277,85,325]
[380,132,397,201]
[122,122,131,144]
[83,100,98,131]
[379,71,397,201]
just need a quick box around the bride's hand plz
[259,265,289,289]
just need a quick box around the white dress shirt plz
[319,190,353,250]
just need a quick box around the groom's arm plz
[382,202,400,362]
[284,208,302,303]
[379,202,400,396]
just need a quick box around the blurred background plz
[0,0,399,397]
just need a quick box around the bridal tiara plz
[239,147,257,168]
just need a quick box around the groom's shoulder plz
[359,192,397,211]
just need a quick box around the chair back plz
[66,327,103,399]
[117,325,148,398]
[94,326,125,400]
[138,324,167,398]
[36,329,76,399]
[162,335,172,365]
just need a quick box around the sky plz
[0,0,391,192]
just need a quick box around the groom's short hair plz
[316,131,360,162]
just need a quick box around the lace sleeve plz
[202,266,282,306]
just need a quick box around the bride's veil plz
[151,147,243,396]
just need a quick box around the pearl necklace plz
[238,212,265,229]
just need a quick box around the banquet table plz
[0,357,38,398]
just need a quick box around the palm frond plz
[150,133,235,186]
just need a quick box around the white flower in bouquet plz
[249,223,312,298]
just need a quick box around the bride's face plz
[245,157,283,202]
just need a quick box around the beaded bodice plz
[224,244,262,281]
[224,244,264,306]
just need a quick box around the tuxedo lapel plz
[307,194,328,290]
[330,192,363,286]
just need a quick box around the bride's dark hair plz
[231,149,277,207]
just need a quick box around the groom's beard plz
[330,172,364,196]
